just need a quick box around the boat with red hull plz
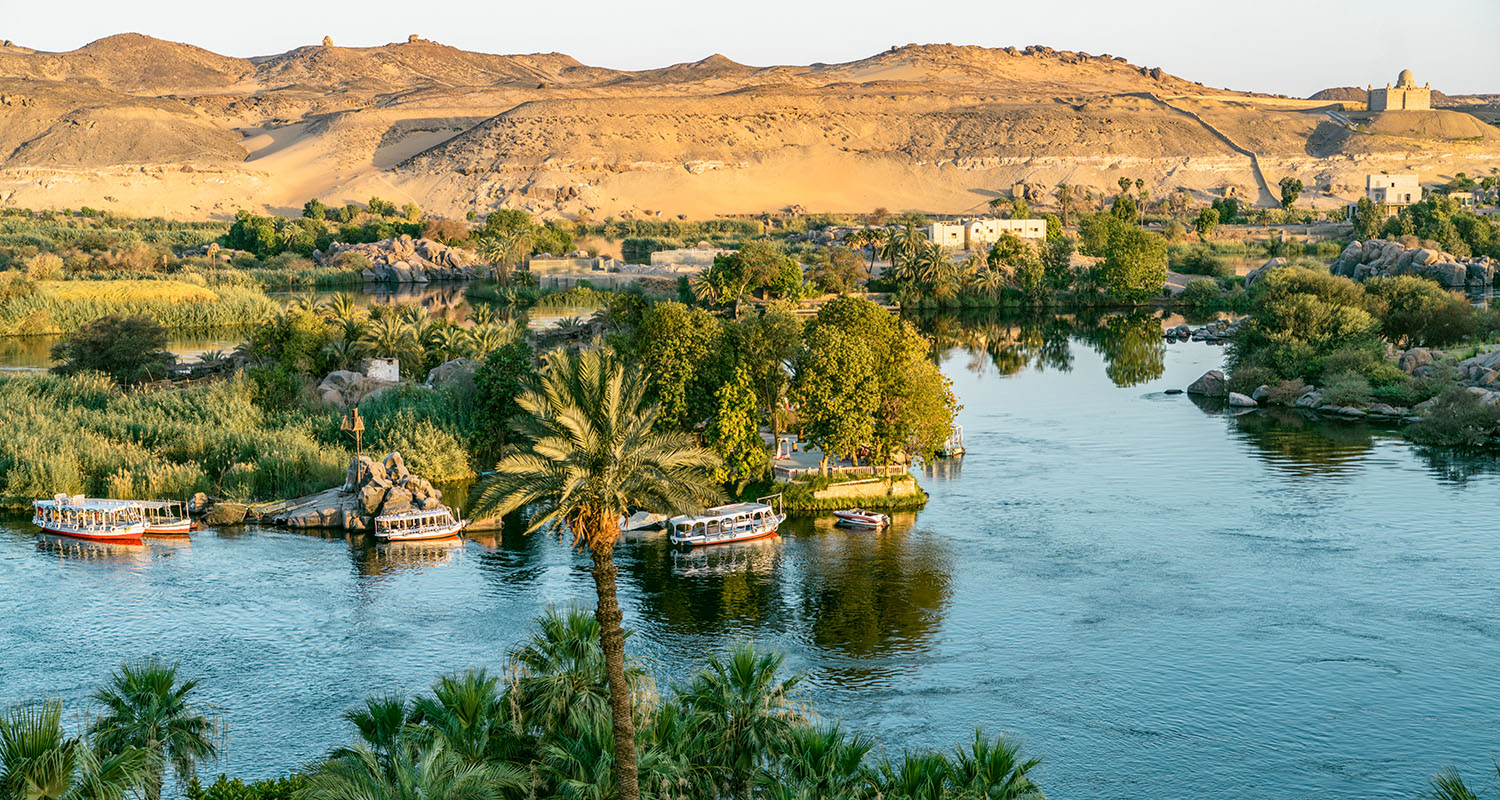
[33,496,147,542]
[668,494,785,547]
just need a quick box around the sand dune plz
[0,36,1494,219]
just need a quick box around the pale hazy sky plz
[2,0,1495,96]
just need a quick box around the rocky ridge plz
[320,234,486,283]
[1325,240,1497,292]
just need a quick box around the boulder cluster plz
[320,234,486,283]
[317,369,400,408]
[277,452,446,530]
[1327,241,1496,291]
[1163,318,1243,344]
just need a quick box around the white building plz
[928,218,1047,250]
[1366,174,1420,209]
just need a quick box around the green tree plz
[1055,184,1073,227]
[1041,235,1074,290]
[1278,176,1303,209]
[791,326,878,468]
[306,738,519,800]
[760,724,873,800]
[224,211,281,256]
[301,199,328,221]
[50,316,175,385]
[88,658,220,800]
[634,302,723,429]
[723,304,803,434]
[708,367,769,490]
[1109,193,1138,224]
[1193,207,1220,240]
[1351,197,1385,239]
[949,730,1044,800]
[1096,227,1167,302]
[1363,275,1478,347]
[468,345,721,800]
[1228,266,1382,379]
[472,339,537,463]
[0,701,148,800]
[1212,196,1240,224]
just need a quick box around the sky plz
[1,0,1496,96]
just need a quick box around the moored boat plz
[32,495,146,542]
[374,506,468,542]
[832,508,890,528]
[140,500,194,534]
[667,494,785,547]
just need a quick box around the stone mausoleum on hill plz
[1368,69,1432,111]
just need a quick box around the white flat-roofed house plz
[1366,174,1421,209]
[928,218,1046,250]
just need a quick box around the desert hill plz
[0,35,1494,219]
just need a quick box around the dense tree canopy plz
[50,315,175,384]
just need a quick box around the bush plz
[1180,278,1220,307]
[1267,378,1307,406]
[186,775,307,800]
[24,252,63,279]
[1227,365,1275,396]
[1176,249,1232,278]
[50,314,175,385]
[1408,387,1500,447]
[1319,371,1373,407]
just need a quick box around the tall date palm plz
[469,344,721,800]
[86,659,219,800]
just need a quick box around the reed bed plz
[0,279,276,335]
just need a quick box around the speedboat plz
[668,494,784,547]
[140,500,194,534]
[374,506,468,542]
[33,495,147,542]
[833,508,890,528]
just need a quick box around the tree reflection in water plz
[623,535,789,636]
[787,517,951,687]
[912,309,1166,388]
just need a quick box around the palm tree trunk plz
[589,543,640,800]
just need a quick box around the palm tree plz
[761,724,873,800]
[321,338,368,371]
[87,658,220,800]
[0,700,148,800]
[540,716,688,800]
[507,608,645,736]
[361,316,418,363]
[679,642,804,800]
[950,730,1044,800]
[308,738,521,800]
[468,345,721,800]
[463,324,517,360]
[875,752,952,800]
[467,304,500,327]
[428,326,467,363]
[1055,184,1072,227]
[325,293,363,327]
[1425,763,1500,800]
[333,695,413,770]
[408,671,519,768]
[477,230,531,284]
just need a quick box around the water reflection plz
[626,535,788,634]
[35,533,150,562]
[914,310,1166,388]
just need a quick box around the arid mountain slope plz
[0,36,1493,219]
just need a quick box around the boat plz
[667,494,785,548]
[374,506,468,542]
[32,495,146,543]
[619,509,669,532]
[140,500,194,534]
[832,508,890,528]
[936,425,966,458]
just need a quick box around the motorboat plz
[33,495,146,542]
[619,509,669,532]
[374,506,468,542]
[667,494,784,547]
[936,425,966,458]
[833,508,890,528]
[140,500,194,534]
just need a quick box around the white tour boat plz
[667,494,785,547]
[33,495,147,542]
[140,500,194,534]
[374,507,468,542]
[832,508,891,528]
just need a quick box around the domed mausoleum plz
[1368,69,1431,111]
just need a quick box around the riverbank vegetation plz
[1224,265,1500,446]
[1,609,1045,800]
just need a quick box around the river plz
[3,312,1499,799]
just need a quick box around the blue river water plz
[3,319,1499,798]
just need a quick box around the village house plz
[1366,173,1421,209]
[929,218,1047,251]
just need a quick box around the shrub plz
[1267,378,1307,406]
[50,315,175,384]
[24,252,63,280]
[1180,278,1220,308]
[1176,249,1232,278]
[1227,365,1275,396]
[186,775,308,800]
[1319,371,1373,407]
[1408,387,1500,447]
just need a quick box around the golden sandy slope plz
[0,34,1494,219]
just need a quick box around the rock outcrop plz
[1328,240,1496,292]
[317,369,400,408]
[1186,369,1228,397]
[321,235,486,283]
[275,451,449,530]
[426,357,477,393]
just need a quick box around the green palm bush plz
[0,700,148,800]
[88,658,220,800]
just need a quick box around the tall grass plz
[0,279,275,335]
[0,373,347,505]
